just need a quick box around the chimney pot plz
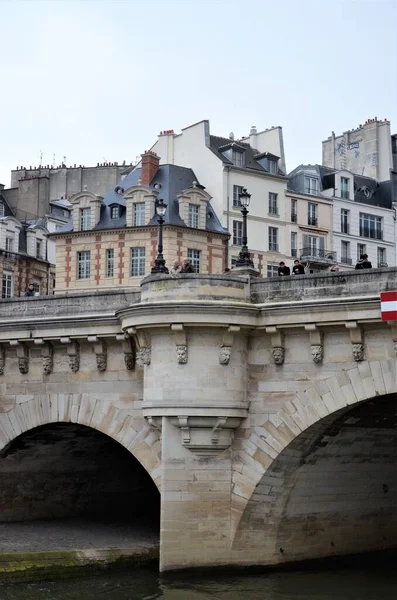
[140,150,160,186]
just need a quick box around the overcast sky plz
[0,0,396,187]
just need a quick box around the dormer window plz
[36,240,42,258]
[110,205,119,219]
[267,159,277,174]
[5,237,13,252]
[188,204,199,228]
[80,207,91,231]
[232,150,244,167]
[133,202,145,226]
[304,177,318,195]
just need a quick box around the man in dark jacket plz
[292,259,305,275]
[181,259,194,273]
[24,283,35,297]
[355,254,372,269]
[278,261,290,276]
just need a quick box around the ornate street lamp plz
[235,188,254,268]
[151,198,168,274]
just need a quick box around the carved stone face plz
[219,347,231,365]
[272,347,285,365]
[176,345,188,364]
[136,348,151,367]
[352,343,364,362]
[311,344,323,364]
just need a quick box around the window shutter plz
[319,237,325,250]
[303,234,309,249]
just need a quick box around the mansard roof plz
[209,135,286,176]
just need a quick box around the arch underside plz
[233,390,397,565]
[0,394,161,489]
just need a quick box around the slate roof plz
[209,136,286,176]
[56,164,227,235]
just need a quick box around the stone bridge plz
[0,268,396,572]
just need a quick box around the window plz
[268,193,278,215]
[233,185,244,208]
[302,234,325,258]
[106,248,114,278]
[377,247,387,267]
[267,159,277,174]
[110,206,119,219]
[232,150,244,167]
[1,271,12,299]
[0,204,4,217]
[133,203,145,226]
[341,209,350,234]
[233,221,243,245]
[267,265,279,278]
[5,237,13,252]
[308,203,317,226]
[341,177,350,200]
[32,280,40,294]
[359,213,383,240]
[188,204,199,228]
[291,199,297,223]
[341,241,351,264]
[77,251,91,280]
[187,249,201,273]
[36,240,42,259]
[304,177,318,195]
[131,247,146,277]
[291,232,297,257]
[268,227,278,252]
[357,243,366,260]
[80,208,91,231]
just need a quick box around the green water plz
[0,565,396,599]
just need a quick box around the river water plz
[0,563,396,600]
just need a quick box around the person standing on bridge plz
[355,254,372,269]
[292,259,305,275]
[278,261,290,276]
[24,282,35,297]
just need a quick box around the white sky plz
[0,0,396,187]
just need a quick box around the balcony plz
[269,244,279,252]
[291,213,297,223]
[307,217,318,227]
[341,256,353,265]
[300,247,337,264]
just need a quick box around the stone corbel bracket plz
[116,333,135,370]
[9,340,29,374]
[387,322,397,358]
[88,336,107,372]
[305,324,324,364]
[172,415,242,456]
[60,337,80,372]
[127,328,151,368]
[171,324,187,364]
[219,326,240,365]
[34,339,54,375]
[266,327,285,365]
[346,322,364,362]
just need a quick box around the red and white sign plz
[380,291,397,321]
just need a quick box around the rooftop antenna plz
[63,156,66,167]
[53,153,56,168]
[39,150,43,172]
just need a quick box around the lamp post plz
[151,198,168,274]
[235,188,254,268]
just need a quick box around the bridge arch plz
[0,393,161,489]
[231,359,397,560]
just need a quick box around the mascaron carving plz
[124,352,135,370]
[219,347,231,365]
[69,342,80,372]
[272,347,285,365]
[42,344,54,375]
[136,347,151,367]
[18,347,29,375]
[352,342,364,362]
[96,345,107,372]
[176,345,188,364]
[311,344,323,364]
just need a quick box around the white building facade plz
[150,121,294,275]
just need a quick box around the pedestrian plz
[223,267,231,274]
[181,259,194,273]
[292,259,305,275]
[278,261,290,276]
[170,260,182,274]
[24,282,35,297]
[355,254,372,269]
[328,264,340,272]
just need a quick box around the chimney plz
[249,125,257,149]
[141,150,160,186]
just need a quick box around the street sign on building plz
[380,291,397,321]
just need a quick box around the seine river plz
[0,563,396,600]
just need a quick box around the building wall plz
[322,119,392,181]
[332,197,396,268]
[0,255,52,297]
[54,227,227,293]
